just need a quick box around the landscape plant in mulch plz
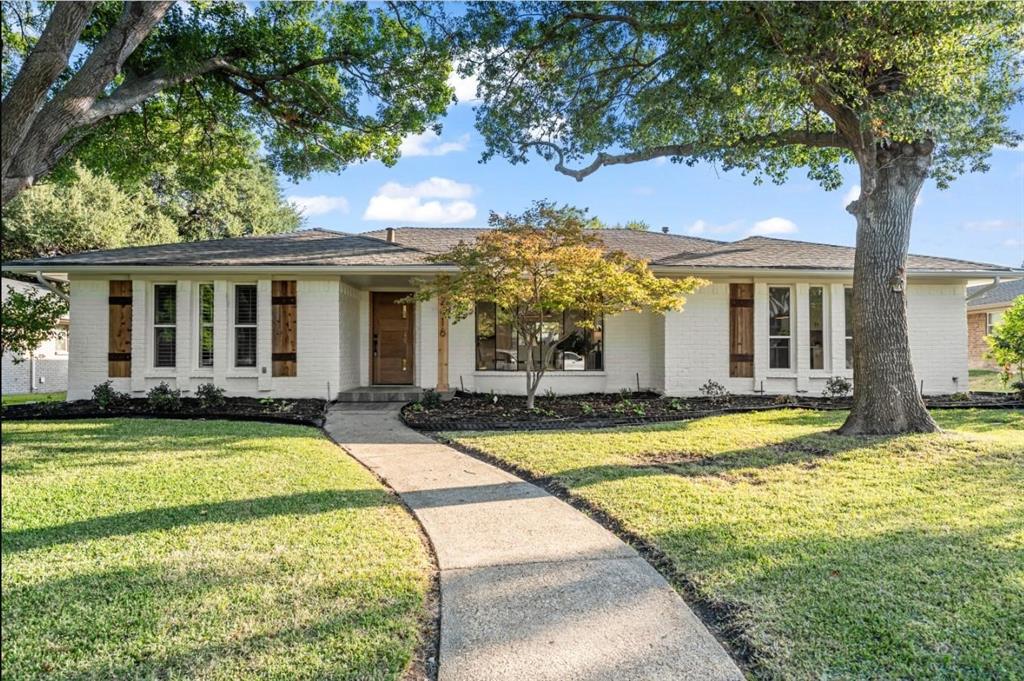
[401,390,1023,431]
[2,381,326,426]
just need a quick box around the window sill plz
[473,371,606,377]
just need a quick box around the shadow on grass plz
[2,489,390,555]
[2,559,424,680]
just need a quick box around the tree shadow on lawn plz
[2,489,392,555]
[2,560,424,680]
[647,516,1024,679]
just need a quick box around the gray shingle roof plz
[2,276,50,300]
[1,226,1013,274]
[967,278,1024,308]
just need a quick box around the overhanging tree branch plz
[523,130,849,181]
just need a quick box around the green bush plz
[195,383,226,409]
[92,381,129,410]
[147,382,182,411]
[822,376,853,399]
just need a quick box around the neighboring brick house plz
[1,277,70,395]
[2,228,1020,400]
[965,278,1024,370]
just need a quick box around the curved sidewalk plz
[325,404,743,681]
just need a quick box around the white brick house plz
[3,228,1017,400]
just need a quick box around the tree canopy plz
[411,202,704,407]
[1,1,454,203]
[462,2,1022,189]
[987,296,1024,387]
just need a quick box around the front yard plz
[1,419,432,680]
[449,409,1024,679]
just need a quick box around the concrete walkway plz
[324,404,743,681]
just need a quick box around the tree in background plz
[461,2,1023,434]
[1,287,68,361]
[411,202,704,408]
[1,159,301,262]
[1,1,452,204]
[986,296,1024,392]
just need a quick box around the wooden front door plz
[372,292,415,384]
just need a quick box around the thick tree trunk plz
[839,144,939,435]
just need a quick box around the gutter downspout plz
[965,277,1000,302]
[33,271,69,303]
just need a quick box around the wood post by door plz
[437,298,449,391]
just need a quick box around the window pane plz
[495,307,517,370]
[769,287,791,336]
[235,327,257,367]
[199,283,214,324]
[845,339,854,371]
[154,285,176,324]
[769,338,791,369]
[155,327,176,367]
[475,301,496,370]
[844,288,854,336]
[199,326,214,367]
[559,312,604,371]
[235,285,257,325]
[809,287,824,370]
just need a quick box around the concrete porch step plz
[336,386,424,403]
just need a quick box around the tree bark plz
[839,143,939,435]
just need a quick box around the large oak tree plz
[460,1,1023,434]
[1,0,452,204]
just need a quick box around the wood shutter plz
[729,283,754,378]
[271,280,297,377]
[108,280,132,377]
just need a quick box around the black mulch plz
[402,391,1023,431]
[2,397,328,427]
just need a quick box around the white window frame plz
[767,285,793,371]
[986,312,1000,336]
[54,323,69,355]
[152,282,177,369]
[844,286,854,371]
[195,282,215,370]
[232,282,258,369]
[808,285,829,372]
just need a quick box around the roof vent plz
[385,227,396,243]
[661,226,670,234]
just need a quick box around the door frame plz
[370,291,415,385]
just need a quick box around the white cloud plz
[842,184,860,208]
[964,219,1017,231]
[748,217,798,237]
[363,177,477,224]
[686,219,743,236]
[1003,238,1023,248]
[286,195,349,217]
[448,64,480,104]
[399,130,470,157]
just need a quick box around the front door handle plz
[373,333,379,357]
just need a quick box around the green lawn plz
[968,368,1013,392]
[2,391,66,405]
[1,419,432,681]
[450,409,1024,680]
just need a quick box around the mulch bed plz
[402,391,1023,431]
[2,397,328,427]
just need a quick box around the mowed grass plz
[968,368,1013,392]
[2,391,66,405]
[450,409,1024,680]
[1,419,431,681]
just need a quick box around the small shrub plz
[408,402,425,413]
[698,380,730,406]
[92,381,129,410]
[1010,380,1024,399]
[822,376,853,399]
[147,382,182,411]
[530,406,557,417]
[667,397,686,411]
[543,387,557,400]
[613,399,646,417]
[195,382,226,409]
[949,391,970,402]
[773,393,798,405]
[419,388,442,409]
[580,402,595,416]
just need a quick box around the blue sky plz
[282,75,1024,268]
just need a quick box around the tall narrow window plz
[153,284,177,368]
[809,286,825,370]
[198,283,214,367]
[234,284,257,368]
[845,287,854,370]
[768,286,792,369]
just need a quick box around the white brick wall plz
[64,274,973,399]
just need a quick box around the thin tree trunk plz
[839,143,939,435]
